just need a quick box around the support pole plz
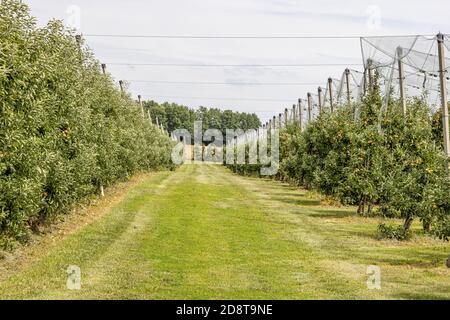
[273,116,276,129]
[307,93,312,123]
[119,80,124,95]
[298,98,303,132]
[284,108,288,127]
[397,47,407,117]
[318,87,323,113]
[368,59,374,92]
[363,68,368,96]
[292,104,297,124]
[345,68,351,107]
[327,78,334,112]
[437,33,450,175]
[75,35,82,63]
[75,34,82,47]
[269,119,272,132]
[101,63,107,75]
[138,95,145,118]
[278,113,283,128]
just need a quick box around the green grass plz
[0,165,449,299]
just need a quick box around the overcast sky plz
[25,0,450,122]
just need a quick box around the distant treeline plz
[144,101,261,137]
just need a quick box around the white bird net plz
[360,34,450,113]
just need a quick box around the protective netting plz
[266,34,449,136]
[323,77,342,109]
[361,34,450,113]
[348,69,365,101]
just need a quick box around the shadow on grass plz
[308,209,355,219]
[271,192,321,206]
[268,191,307,197]
[272,196,321,206]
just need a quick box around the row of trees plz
[229,80,449,241]
[0,0,174,248]
[144,101,261,139]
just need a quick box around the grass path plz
[0,165,449,299]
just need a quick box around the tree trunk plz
[403,215,414,233]
[357,197,365,215]
[367,202,373,215]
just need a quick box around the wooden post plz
[437,33,450,175]
[307,93,312,123]
[119,80,124,94]
[269,119,272,132]
[363,68,368,96]
[327,78,334,112]
[292,104,297,124]
[75,34,84,65]
[397,47,407,116]
[345,68,351,106]
[273,116,276,129]
[278,113,283,128]
[368,59,374,92]
[101,63,107,75]
[298,98,303,132]
[138,95,145,118]
[284,108,288,127]
[318,87,323,113]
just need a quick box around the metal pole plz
[437,33,450,175]
[345,68,351,107]
[318,87,323,113]
[307,93,312,123]
[328,78,334,112]
[397,47,407,117]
